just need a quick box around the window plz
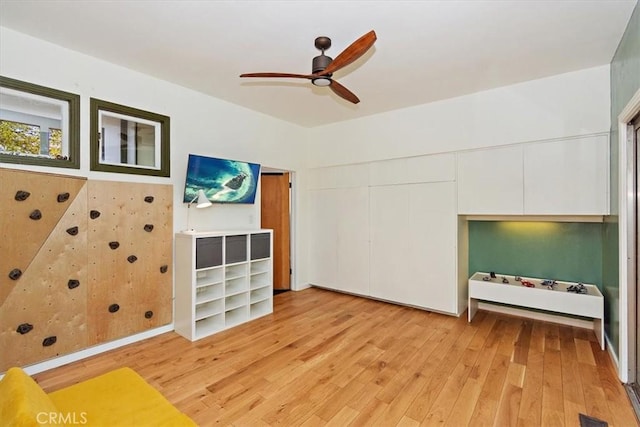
[0,76,80,168]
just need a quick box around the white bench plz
[468,272,605,350]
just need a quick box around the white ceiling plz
[0,0,637,128]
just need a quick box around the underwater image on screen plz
[184,154,261,204]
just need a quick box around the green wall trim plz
[468,221,603,288]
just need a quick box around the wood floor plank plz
[26,288,635,427]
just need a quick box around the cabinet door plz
[370,186,413,304]
[457,146,524,214]
[335,187,370,296]
[308,189,338,288]
[370,183,457,313]
[407,182,457,313]
[524,135,609,215]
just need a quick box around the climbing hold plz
[66,226,79,236]
[144,196,154,203]
[57,192,70,203]
[160,265,168,274]
[90,210,101,219]
[127,255,137,263]
[42,336,57,347]
[29,209,42,220]
[144,311,153,319]
[108,304,120,313]
[108,241,120,250]
[16,323,33,335]
[68,279,80,289]
[14,190,30,201]
[143,224,154,232]
[8,268,22,280]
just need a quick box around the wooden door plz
[261,173,290,290]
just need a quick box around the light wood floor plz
[34,288,638,426]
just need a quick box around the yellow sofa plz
[0,367,196,426]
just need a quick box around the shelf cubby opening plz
[250,286,271,304]
[250,299,272,319]
[195,299,224,320]
[225,263,248,280]
[226,276,248,295]
[195,267,223,288]
[225,293,248,311]
[195,313,224,338]
[250,259,270,274]
[225,306,248,327]
[195,284,223,304]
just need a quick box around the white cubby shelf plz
[468,272,604,350]
[175,229,273,341]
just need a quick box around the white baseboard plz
[3,324,174,378]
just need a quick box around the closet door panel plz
[335,187,370,296]
[369,186,412,304]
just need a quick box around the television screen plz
[183,154,261,204]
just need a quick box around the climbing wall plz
[86,180,173,344]
[0,169,88,369]
[0,168,173,371]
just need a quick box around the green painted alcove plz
[468,221,603,289]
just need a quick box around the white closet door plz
[335,187,370,296]
[308,189,338,288]
[369,185,413,304]
[407,182,457,313]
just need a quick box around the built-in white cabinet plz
[523,136,609,214]
[457,145,524,215]
[457,135,609,215]
[370,181,459,313]
[174,230,273,341]
[307,153,467,315]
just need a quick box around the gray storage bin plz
[226,235,247,264]
[251,233,271,260]
[196,237,223,269]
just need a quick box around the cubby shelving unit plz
[175,229,273,341]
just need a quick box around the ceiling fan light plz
[312,77,332,87]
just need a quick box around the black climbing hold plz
[66,226,79,236]
[68,279,80,289]
[90,210,101,219]
[144,196,154,203]
[160,265,168,274]
[127,255,137,263]
[29,209,42,220]
[14,190,30,201]
[143,224,154,232]
[16,323,33,335]
[42,336,57,347]
[57,192,70,203]
[144,311,153,319]
[8,268,22,280]
[109,241,120,250]
[108,304,120,313]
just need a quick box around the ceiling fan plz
[240,30,377,104]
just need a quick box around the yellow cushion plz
[0,367,65,427]
[49,367,195,427]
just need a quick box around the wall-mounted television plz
[183,154,261,204]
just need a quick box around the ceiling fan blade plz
[240,72,314,79]
[329,80,360,104]
[317,30,377,76]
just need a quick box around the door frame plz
[620,88,640,383]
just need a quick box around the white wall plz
[305,65,611,167]
[0,27,307,234]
